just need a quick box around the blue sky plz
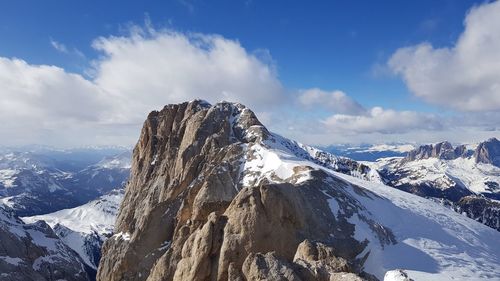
[0,0,499,146]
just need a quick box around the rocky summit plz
[97,100,500,281]
[96,100,377,281]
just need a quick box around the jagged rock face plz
[403,138,500,166]
[97,101,381,281]
[454,196,500,231]
[474,138,500,167]
[374,138,500,231]
[0,205,90,281]
[404,141,467,162]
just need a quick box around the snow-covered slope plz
[374,156,500,196]
[0,203,90,280]
[373,139,500,200]
[0,149,130,216]
[22,189,124,269]
[334,173,499,280]
[262,133,383,183]
[240,133,500,280]
[368,141,500,232]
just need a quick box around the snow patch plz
[0,169,18,188]
[113,231,131,241]
[0,256,23,266]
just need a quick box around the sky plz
[0,0,499,147]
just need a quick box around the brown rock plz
[242,252,302,281]
[97,101,385,281]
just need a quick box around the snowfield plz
[23,189,123,235]
[372,156,500,195]
[22,189,124,269]
[335,172,500,280]
[241,132,500,280]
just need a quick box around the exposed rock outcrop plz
[97,101,384,281]
[375,138,500,231]
[402,138,500,167]
[0,204,90,281]
[454,196,500,231]
[403,141,468,162]
[474,138,500,167]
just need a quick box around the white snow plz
[21,190,123,269]
[0,169,18,188]
[48,183,62,193]
[113,231,131,241]
[1,202,86,272]
[158,240,171,251]
[236,129,500,280]
[0,256,23,266]
[95,152,132,169]
[53,225,100,269]
[333,172,500,280]
[22,190,123,235]
[384,269,413,281]
[372,156,500,194]
[0,196,15,208]
[26,229,59,251]
[241,143,298,186]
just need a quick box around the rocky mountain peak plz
[403,137,500,165]
[96,101,500,281]
[404,141,468,162]
[96,101,385,281]
[474,137,500,167]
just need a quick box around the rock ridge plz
[97,100,384,281]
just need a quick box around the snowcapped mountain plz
[258,133,383,183]
[23,189,124,270]
[370,139,500,231]
[97,101,500,281]
[0,203,91,280]
[322,143,415,161]
[0,148,131,216]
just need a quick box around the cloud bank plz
[0,28,284,146]
[92,29,284,123]
[389,0,500,112]
[297,88,365,115]
[2,0,500,147]
[321,107,442,134]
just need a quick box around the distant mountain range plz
[23,189,124,271]
[0,202,91,280]
[0,147,131,280]
[322,143,415,161]
[369,138,500,231]
[0,147,131,216]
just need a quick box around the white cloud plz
[0,57,107,121]
[50,39,69,53]
[389,1,500,112]
[0,28,284,146]
[0,57,127,146]
[321,107,442,134]
[50,39,85,58]
[91,29,284,123]
[1,23,499,147]
[297,88,366,115]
